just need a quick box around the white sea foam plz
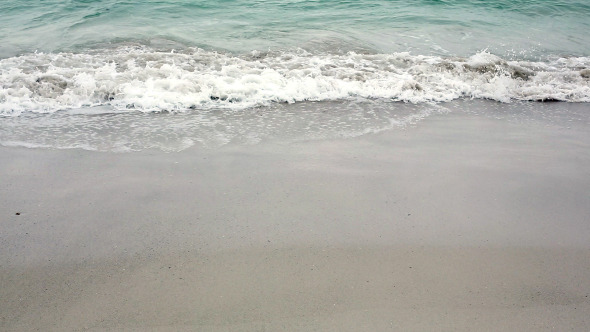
[1,47,589,116]
[1,47,589,152]
[0,140,99,151]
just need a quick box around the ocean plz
[1,0,589,151]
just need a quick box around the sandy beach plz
[2,101,590,331]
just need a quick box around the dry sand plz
[1,101,590,331]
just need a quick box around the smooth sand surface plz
[2,101,590,331]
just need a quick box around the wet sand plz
[2,101,590,331]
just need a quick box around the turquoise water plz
[1,0,589,151]
[2,0,590,58]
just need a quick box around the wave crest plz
[1,47,589,116]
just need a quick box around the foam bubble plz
[1,48,589,116]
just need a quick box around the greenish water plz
[2,0,589,57]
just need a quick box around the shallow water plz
[2,0,589,57]
[1,100,587,152]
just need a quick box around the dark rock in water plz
[510,66,535,80]
[35,75,68,89]
[103,92,115,101]
[538,98,561,102]
[580,69,590,78]
[210,95,229,101]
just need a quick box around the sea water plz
[1,0,589,151]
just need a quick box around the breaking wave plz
[2,47,589,116]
